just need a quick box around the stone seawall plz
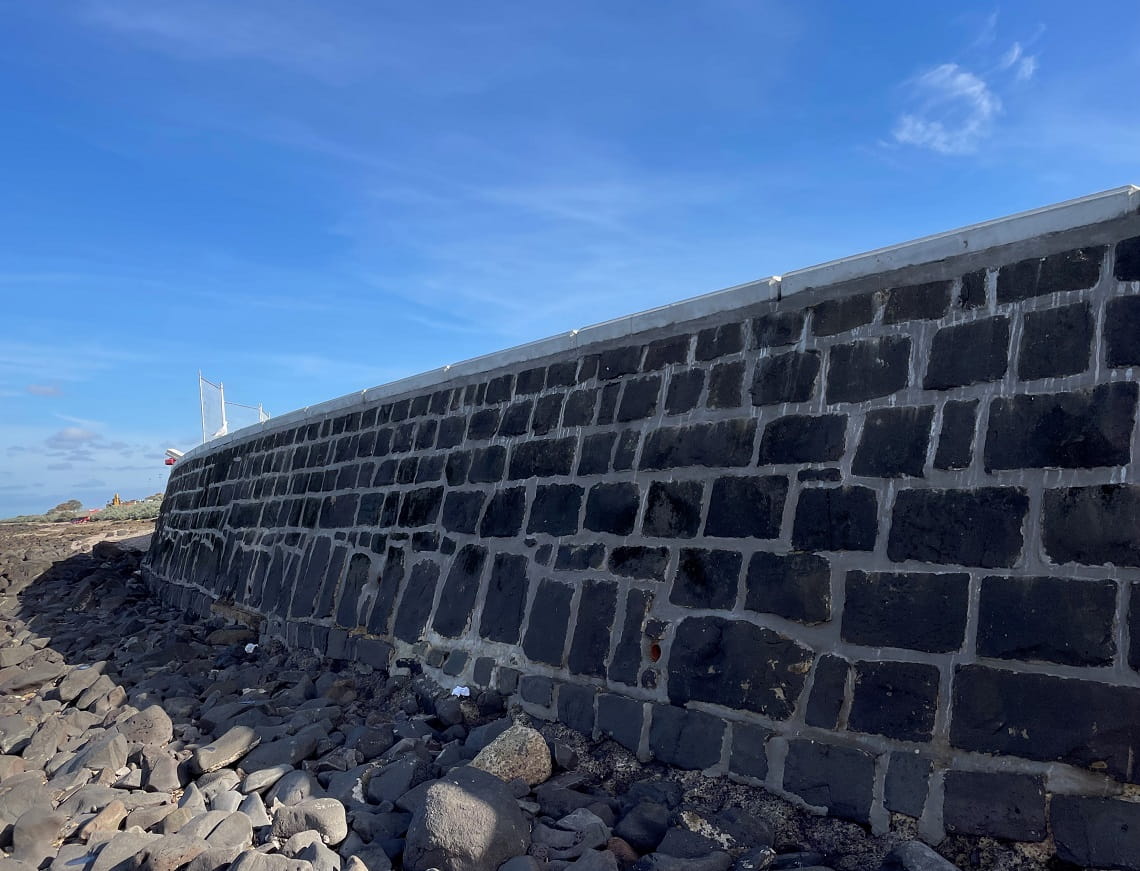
[145,187,1140,868]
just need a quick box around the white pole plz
[219,382,228,437]
[198,370,206,445]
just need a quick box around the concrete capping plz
[178,185,1138,464]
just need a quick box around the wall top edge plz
[179,185,1138,464]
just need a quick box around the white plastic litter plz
[244,643,258,654]
[451,685,471,697]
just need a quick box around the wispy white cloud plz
[893,64,1003,155]
[26,384,61,397]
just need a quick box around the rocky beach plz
[0,524,1065,871]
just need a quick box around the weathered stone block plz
[527,484,583,536]
[668,616,812,719]
[643,334,690,370]
[997,245,1104,302]
[432,544,487,637]
[883,280,951,323]
[984,382,1137,471]
[584,481,640,535]
[924,317,1009,390]
[751,351,820,405]
[933,400,977,470]
[707,361,745,408]
[759,415,846,465]
[562,388,597,426]
[849,660,940,742]
[531,394,564,435]
[578,431,616,475]
[783,739,875,823]
[649,705,724,770]
[1116,235,1140,280]
[557,683,596,734]
[792,486,878,552]
[812,293,874,336]
[805,654,849,729]
[609,546,669,580]
[485,373,514,402]
[598,345,643,379]
[704,475,787,538]
[640,419,757,469]
[617,376,661,422]
[441,491,485,534]
[888,487,1027,568]
[554,543,606,571]
[478,487,526,537]
[597,693,643,753]
[1018,301,1093,380]
[479,553,529,644]
[852,406,933,478]
[598,383,621,423]
[1105,295,1140,367]
[611,588,653,687]
[392,561,441,644]
[397,488,443,528]
[665,368,705,414]
[613,430,639,471]
[547,360,577,387]
[568,580,617,677]
[319,494,360,529]
[467,446,506,483]
[1043,484,1140,567]
[643,480,704,538]
[884,752,931,819]
[826,336,910,403]
[508,437,576,479]
[697,323,744,360]
[515,366,546,394]
[977,575,1116,666]
[728,722,771,780]
[951,665,1140,782]
[842,571,969,653]
[1131,581,1140,673]
[670,547,743,609]
[467,408,500,440]
[744,551,831,624]
[497,401,533,436]
[519,675,553,706]
[752,311,803,347]
[1051,796,1140,870]
[943,771,1046,842]
[521,579,573,667]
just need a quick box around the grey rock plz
[135,834,211,871]
[21,719,65,769]
[499,858,542,871]
[58,664,106,703]
[119,707,174,748]
[613,803,669,854]
[12,807,66,865]
[656,828,720,859]
[732,847,776,871]
[64,731,129,776]
[343,727,394,762]
[463,718,512,755]
[0,661,65,694]
[75,675,117,711]
[237,793,271,828]
[266,771,325,807]
[177,785,207,816]
[293,839,343,871]
[365,755,433,806]
[342,844,391,871]
[567,851,619,871]
[769,854,827,870]
[183,845,242,871]
[879,842,960,871]
[192,727,261,775]
[0,647,34,669]
[0,715,36,755]
[637,854,732,871]
[241,765,292,795]
[404,766,528,871]
[272,799,349,846]
[51,843,100,871]
[89,831,160,871]
[239,725,325,773]
[210,790,242,813]
[198,770,241,804]
[145,754,184,793]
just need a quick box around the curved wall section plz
[146,189,1140,864]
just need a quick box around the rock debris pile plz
[0,527,1049,871]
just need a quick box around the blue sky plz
[1,2,1138,516]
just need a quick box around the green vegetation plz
[0,494,163,524]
